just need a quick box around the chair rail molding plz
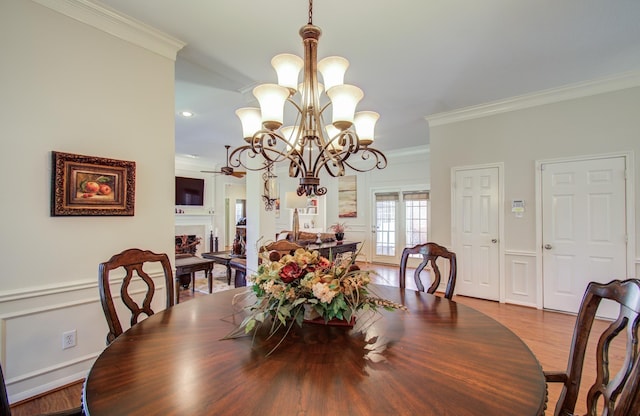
[0,272,170,403]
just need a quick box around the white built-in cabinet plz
[290,196,325,233]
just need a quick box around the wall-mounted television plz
[175,176,204,206]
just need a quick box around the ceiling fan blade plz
[200,145,246,177]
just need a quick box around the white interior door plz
[542,156,627,316]
[453,166,501,300]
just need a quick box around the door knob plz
[491,239,498,244]
[544,244,552,250]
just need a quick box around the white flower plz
[312,282,337,303]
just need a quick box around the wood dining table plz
[82,285,547,415]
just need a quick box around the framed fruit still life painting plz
[51,151,135,216]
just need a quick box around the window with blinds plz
[404,191,429,249]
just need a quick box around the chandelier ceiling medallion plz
[230,0,387,196]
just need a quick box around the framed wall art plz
[51,151,136,216]
[338,175,357,218]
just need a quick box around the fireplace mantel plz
[175,214,215,254]
[175,214,214,225]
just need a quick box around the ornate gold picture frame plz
[51,151,136,216]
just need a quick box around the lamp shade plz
[272,54,303,92]
[324,124,343,151]
[236,107,262,141]
[285,191,307,209]
[318,56,349,90]
[281,125,301,151]
[354,111,379,146]
[253,83,290,131]
[326,84,364,131]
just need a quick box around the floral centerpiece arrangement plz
[225,246,406,354]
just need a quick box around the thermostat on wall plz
[512,200,525,218]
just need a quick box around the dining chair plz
[399,242,457,299]
[1,363,83,416]
[260,240,303,261]
[543,279,640,416]
[98,248,175,345]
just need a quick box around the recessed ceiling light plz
[180,111,194,117]
[184,154,199,159]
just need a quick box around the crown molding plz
[426,71,640,127]
[175,154,219,171]
[385,145,430,159]
[31,0,185,61]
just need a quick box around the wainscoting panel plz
[504,250,537,307]
[0,273,170,403]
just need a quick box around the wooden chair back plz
[261,240,303,260]
[399,242,457,299]
[544,279,640,416]
[99,248,174,345]
[1,364,8,416]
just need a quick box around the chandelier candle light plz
[231,0,387,197]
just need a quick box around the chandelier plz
[229,0,387,196]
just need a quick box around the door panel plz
[542,157,626,317]
[454,167,500,300]
[372,193,399,264]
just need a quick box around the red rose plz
[318,257,331,270]
[279,262,303,283]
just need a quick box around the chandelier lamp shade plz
[231,0,387,197]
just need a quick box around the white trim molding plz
[1,272,171,403]
[426,71,640,126]
[504,251,537,308]
[31,0,185,61]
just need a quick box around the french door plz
[371,190,429,264]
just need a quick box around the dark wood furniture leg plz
[174,257,215,304]
[230,258,247,287]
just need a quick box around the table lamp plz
[285,192,307,241]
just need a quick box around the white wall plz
[428,76,640,306]
[0,0,182,402]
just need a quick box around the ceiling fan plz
[201,145,246,178]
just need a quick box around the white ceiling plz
[97,0,640,168]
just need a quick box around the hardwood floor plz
[10,263,619,415]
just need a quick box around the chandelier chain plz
[308,0,313,25]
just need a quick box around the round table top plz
[83,285,546,416]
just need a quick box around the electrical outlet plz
[62,330,76,349]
